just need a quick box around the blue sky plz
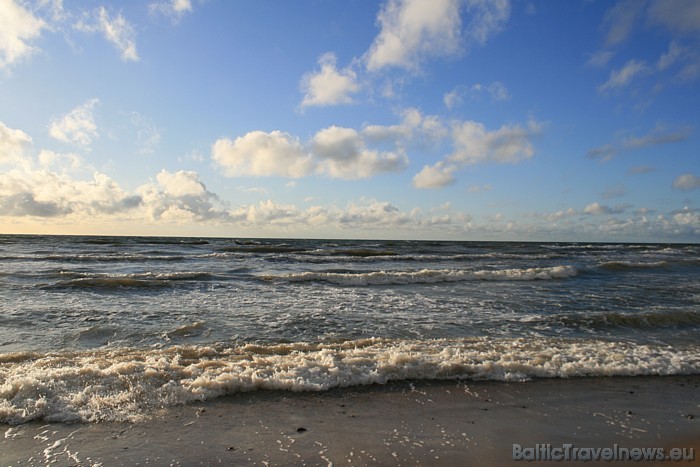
[1,0,699,241]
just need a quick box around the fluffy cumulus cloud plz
[0,121,33,164]
[298,0,509,108]
[0,0,46,70]
[584,202,615,215]
[0,122,136,219]
[300,53,360,108]
[312,126,408,179]
[412,163,456,189]
[365,0,509,72]
[212,117,422,181]
[212,131,313,178]
[413,119,541,189]
[0,166,139,219]
[365,0,463,71]
[449,119,540,165]
[137,170,229,222]
[49,99,100,148]
[75,7,139,61]
[362,107,446,143]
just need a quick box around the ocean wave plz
[42,272,214,290]
[0,337,698,424]
[306,248,399,257]
[219,245,308,254]
[263,265,578,285]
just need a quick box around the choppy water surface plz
[1,235,699,423]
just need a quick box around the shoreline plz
[2,375,699,466]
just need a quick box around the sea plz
[1,234,699,424]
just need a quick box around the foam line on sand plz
[2,375,699,466]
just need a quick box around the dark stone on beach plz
[687,414,695,420]
[297,427,307,432]
[626,410,633,415]
[226,446,236,451]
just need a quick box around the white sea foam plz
[265,265,578,285]
[0,337,698,424]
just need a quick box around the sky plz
[1,0,699,242]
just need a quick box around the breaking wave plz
[0,337,697,424]
[42,272,214,290]
[264,265,579,285]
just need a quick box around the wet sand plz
[2,375,699,466]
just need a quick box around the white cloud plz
[137,169,229,223]
[213,114,428,181]
[671,207,700,229]
[412,118,541,190]
[0,167,139,218]
[0,0,46,70]
[0,121,32,164]
[365,0,464,71]
[546,208,577,222]
[212,131,313,178]
[312,126,408,179]
[149,0,193,22]
[299,53,360,108]
[672,173,700,191]
[49,98,99,147]
[38,150,85,174]
[75,7,139,62]
[155,169,205,197]
[0,122,138,219]
[583,202,626,215]
[412,163,456,189]
[449,119,540,165]
[361,107,447,144]
[598,59,649,93]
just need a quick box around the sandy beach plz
[2,375,698,466]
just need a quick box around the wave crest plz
[264,265,578,285]
[1,337,697,424]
